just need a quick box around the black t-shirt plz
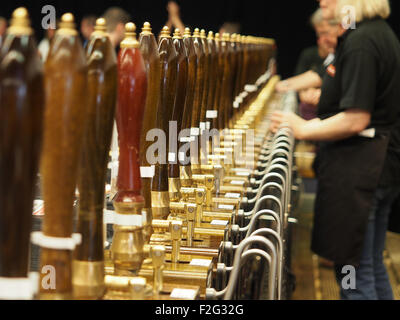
[294,46,325,76]
[317,18,400,186]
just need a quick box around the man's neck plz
[318,47,329,59]
[338,26,347,37]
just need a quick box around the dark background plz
[1,0,399,79]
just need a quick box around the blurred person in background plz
[102,7,131,50]
[166,1,241,37]
[38,25,56,62]
[0,17,8,47]
[219,22,241,35]
[271,0,400,300]
[166,1,186,35]
[276,9,339,120]
[81,15,97,48]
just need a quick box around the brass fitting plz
[168,177,182,202]
[130,277,147,300]
[204,176,215,209]
[186,204,196,246]
[151,191,170,219]
[141,21,152,35]
[104,275,147,300]
[151,245,165,297]
[169,202,186,214]
[180,165,193,187]
[111,201,145,275]
[151,219,225,240]
[121,22,139,49]
[179,187,205,225]
[191,163,202,174]
[8,7,33,36]
[72,260,105,300]
[169,220,183,264]
[142,208,153,244]
[111,226,145,275]
[195,188,206,226]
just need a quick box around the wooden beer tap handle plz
[39,12,88,300]
[152,26,177,219]
[0,8,44,291]
[73,17,117,300]
[139,22,161,239]
[169,28,189,202]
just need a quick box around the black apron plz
[311,131,391,266]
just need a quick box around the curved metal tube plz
[251,228,283,300]
[224,236,277,300]
[255,163,289,187]
[247,182,284,205]
[252,172,286,200]
[256,164,289,214]
[274,127,294,139]
[260,144,290,162]
[255,156,290,175]
[273,136,293,147]
[251,195,282,220]
[245,209,281,237]
[240,249,272,300]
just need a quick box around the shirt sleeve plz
[294,49,311,75]
[339,49,377,113]
[314,64,326,79]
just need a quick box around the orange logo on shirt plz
[327,64,336,77]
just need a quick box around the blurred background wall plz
[1,0,399,79]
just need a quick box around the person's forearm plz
[165,19,173,30]
[299,112,370,141]
[287,71,322,92]
[171,16,185,34]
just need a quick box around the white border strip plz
[0,274,38,300]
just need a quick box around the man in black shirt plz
[294,9,331,76]
[276,9,338,120]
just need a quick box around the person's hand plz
[275,80,290,93]
[270,111,306,139]
[299,88,321,106]
[167,1,180,18]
